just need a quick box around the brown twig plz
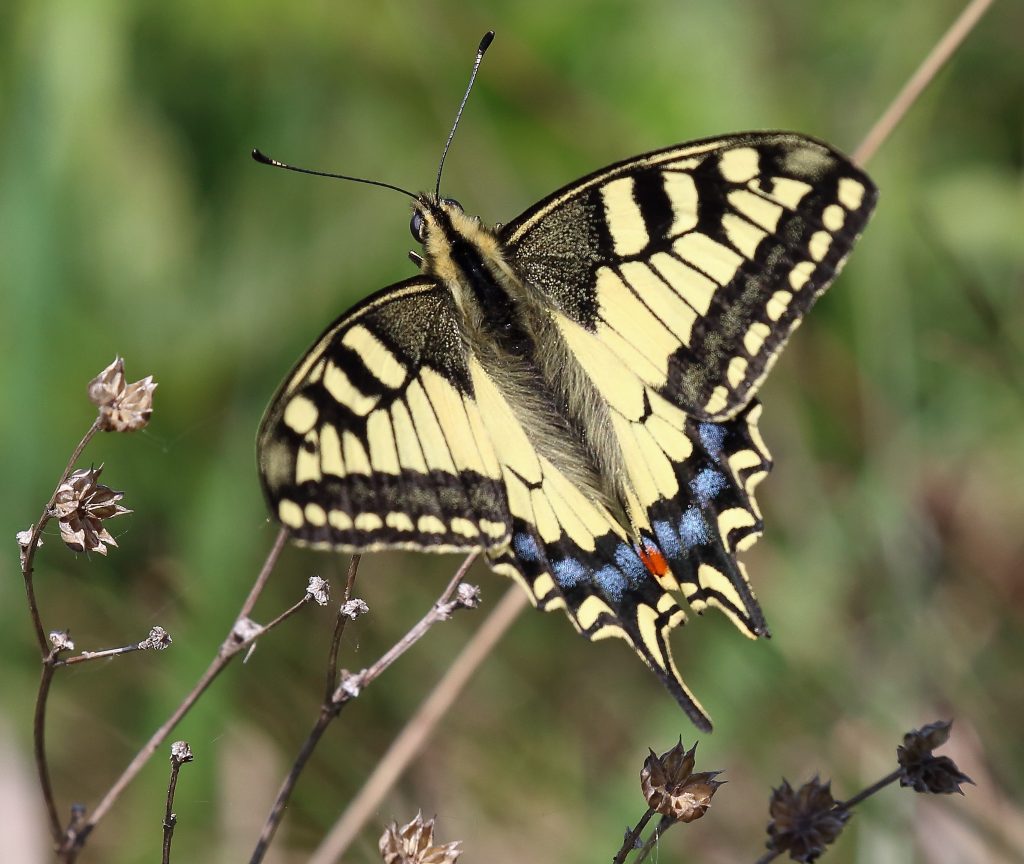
[248,552,479,864]
[835,768,902,809]
[633,815,675,863]
[309,583,527,864]
[161,742,193,864]
[20,418,101,656]
[56,627,172,667]
[612,807,656,864]
[20,419,103,845]
[59,527,290,858]
[852,0,995,166]
[324,555,362,702]
[336,551,479,698]
[33,655,62,841]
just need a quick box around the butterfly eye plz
[441,197,463,211]
[410,210,427,244]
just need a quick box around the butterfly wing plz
[258,277,511,552]
[502,131,877,420]
[495,132,874,650]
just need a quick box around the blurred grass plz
[2,1,1023,862]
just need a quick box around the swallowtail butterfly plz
[256,32,876,730]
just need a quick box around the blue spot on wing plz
[699,423,727,458]
[594,565,626,603]
[552,556,587,589]
[679,507,709,548]
[513,532,542,564]
[613,542,648,589]
[653,519,682,559]
[691,467,727,505]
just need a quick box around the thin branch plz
[338,552,478,699]
[161,742,193,864]
[239,526,292,620]
[309,584,527,864]
[248,552,480,864]
[634,815,676,864]
[324,555,362,702]
[612,807,656,864]
[852,0,995,166]
[60,528,290,857]
[21,418,101,656]
[56,627,172,667]
[33,657,61,841]
[835,768,903,809]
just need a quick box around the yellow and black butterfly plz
[255,33,876,731]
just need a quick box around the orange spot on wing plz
[638,543,669,577]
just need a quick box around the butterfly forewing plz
[258,278,512,552]
[503,132,877,421]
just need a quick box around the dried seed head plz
[17,527,43,568]
[307,575,330,606]
[52,466,131,555]
[378,811,462,864]
[49,630,75,652]
[640,739,724,823]
[140,626,172,651]
[455,582,481,609]
[766,776,849,863]
[340,598,370,619]
[170,741,193,763]
[897,720,973,795]
[88,356,157,432]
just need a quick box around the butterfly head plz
[409,196,466,245]
[408,195,497,279]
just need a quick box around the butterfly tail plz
[490,518,713,732]
[640,401,773,638]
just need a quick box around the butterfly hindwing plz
[258,277,512,552]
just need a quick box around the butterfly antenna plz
[435,30,494,199]
[251,149,418,200]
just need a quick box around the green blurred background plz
[3,1,1022,861]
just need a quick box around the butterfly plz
[256,35,877,732]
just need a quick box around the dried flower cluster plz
[897,720,973,795]
[340,598,370,619]
[140,626,173,651]
[52,466,131,555]
[307,576,330,606]
[378,812,462,864]
[640,739,724,823]
[766,776,849,863]
[170,741,193,764]
[88,356,157,432]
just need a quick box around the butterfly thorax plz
[416,197,635,531]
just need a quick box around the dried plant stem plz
[20,419,103,845]
[249,553,478,864]
[161,748,190,864]
[324,555,363,701]
[633,815,674,863]
[310,584,528,864]
[612,807,656,864]
[853,0,995,166]
[21,418,101,655]
[835,768,902,809]
[59,528,290,859]
[33,657,61,840]
[343,552,479,695]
